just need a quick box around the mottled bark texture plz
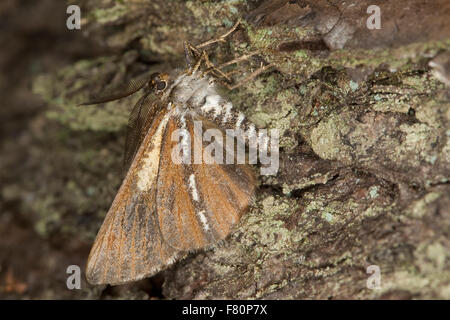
[1,0,449,299]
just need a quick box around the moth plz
[81,21,271,285]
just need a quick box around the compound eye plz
[150,72,167,91]
[156,81,166,90]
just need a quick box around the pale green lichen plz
[27,1,450,299]
[240,195,297,257]
[186,0,244,30]
[90,3,128,24]
[33,58,146,131]
[310,111,352,162]
[322,211,335,223]
[369,186,379,199]
[246,17,450,77]
[33,196,61,237]
[406,192,442,219]
[349,80,359,91]
[282,171,337,195]
[390,123,439,166]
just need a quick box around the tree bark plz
[3,0,448,299]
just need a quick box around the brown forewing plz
[156,112,256,251]
[86,108,178,286]
[87,109,256,285]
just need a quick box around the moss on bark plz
[21,0,450,299]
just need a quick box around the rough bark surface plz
[1,0,449,299]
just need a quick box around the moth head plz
[149,72,170,93]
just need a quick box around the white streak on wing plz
[136,112,171,192]
[236,112,245,129]
[188,173,199,202]
[197,210,209,231]
[188,174,210,231]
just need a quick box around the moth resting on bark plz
[80,21,272,285]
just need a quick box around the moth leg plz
[186,20,271,89]
[203,51,258,82]
[212,51,260,72]
[196,19,241,49]
[221,69,240,78]
[185,42,232,82]
[184,41,209,74]
[191,49,209,74]
[221,62,273,90]
[201,51,232,82]
[203,51,271,89]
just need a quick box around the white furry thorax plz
[164,72,228,115]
